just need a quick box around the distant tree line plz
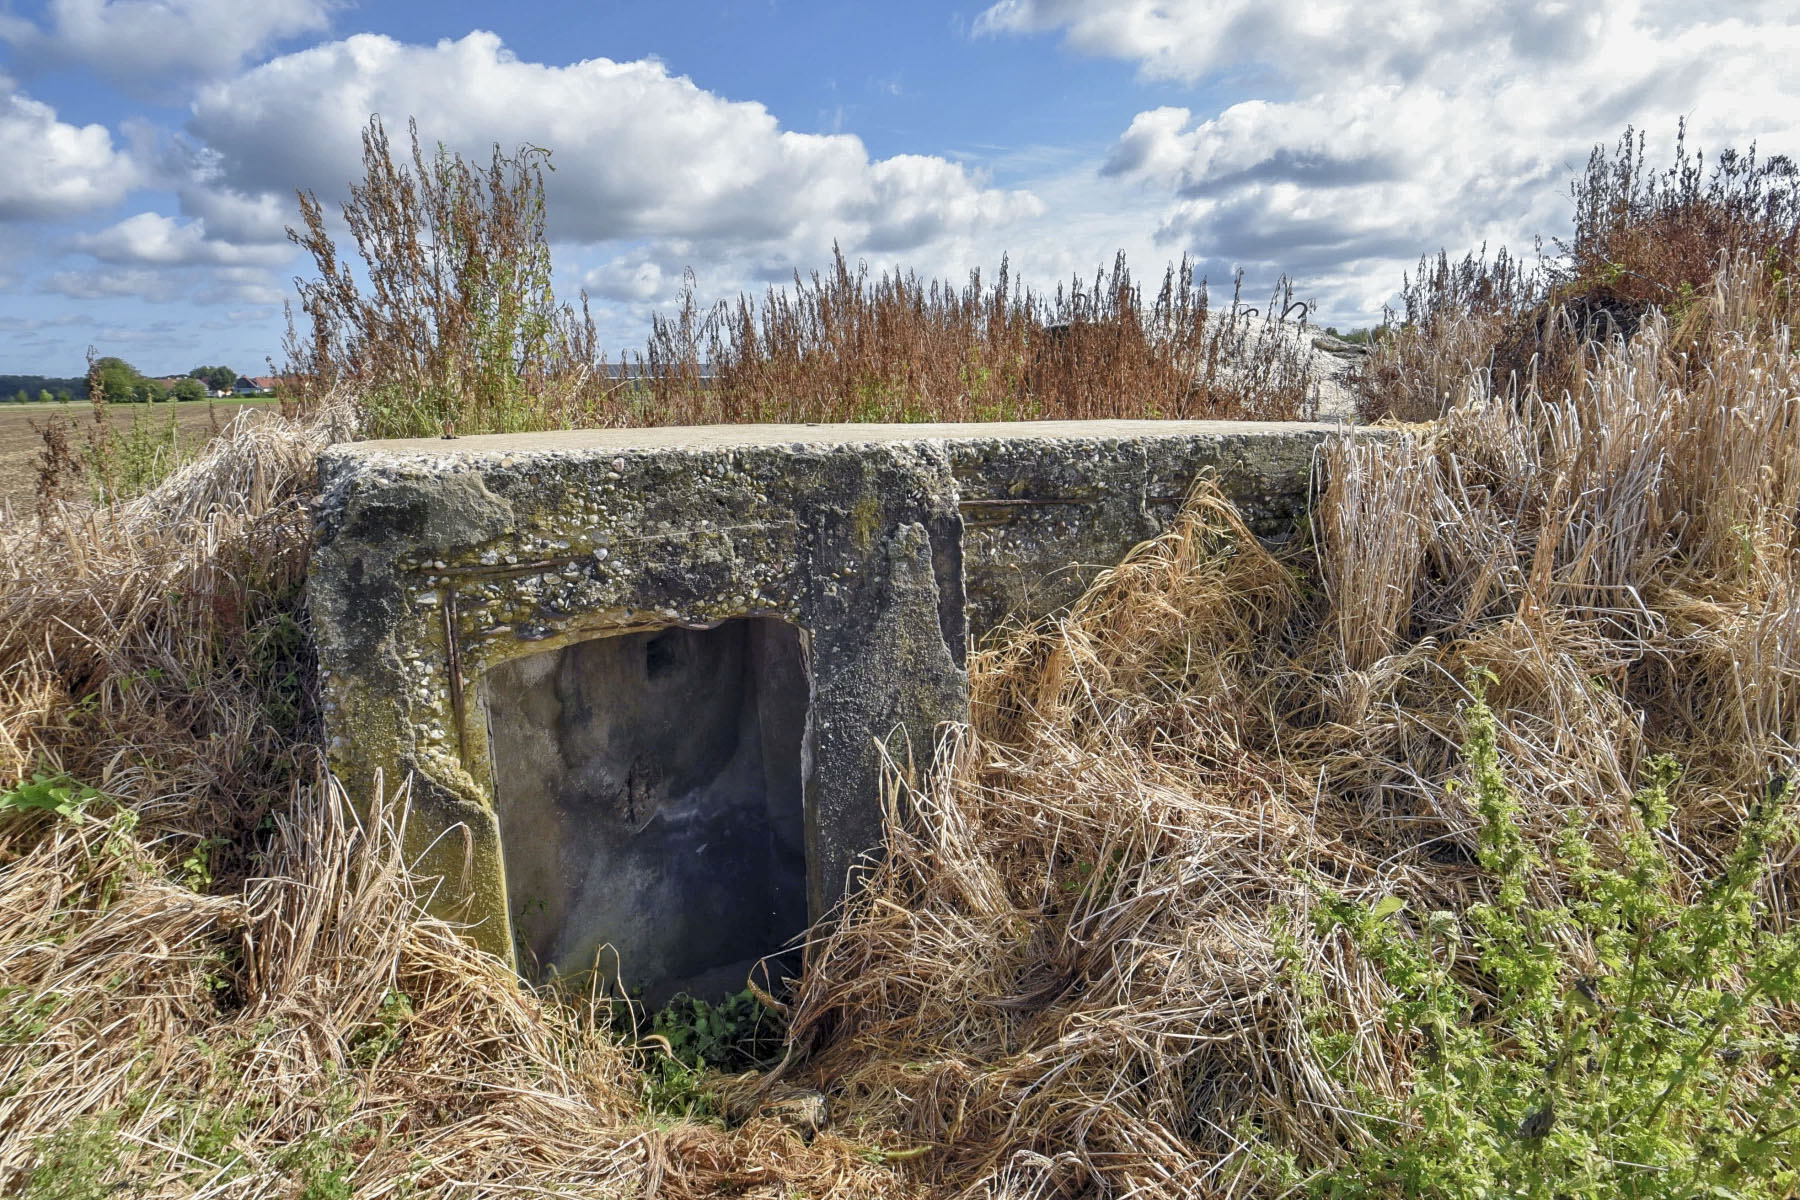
[1,375,86,403]
[2,362,244,404]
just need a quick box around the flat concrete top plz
[340,418,1351,460]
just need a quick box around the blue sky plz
[2,0,1796,379]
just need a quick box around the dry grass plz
[0,256,1795,1196]
[0,775,911,1198]
[777,255,1799,1196]
[1352,244,1540,424]
[0,403,331,853]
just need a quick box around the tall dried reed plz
[282,118,1320,437]
[629,248,1318,425]
[1356,125,1800,423]
[282,117,606,438]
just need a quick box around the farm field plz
[0,398,277,512]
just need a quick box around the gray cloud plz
[44,262,286,305]
[1173,148,1409,199]
[44,267,178,301]
[0,0,337,89]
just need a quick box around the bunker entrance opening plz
[484,618,812,1005]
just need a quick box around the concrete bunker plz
[310,421,1344,993]
[484,619,812,1003]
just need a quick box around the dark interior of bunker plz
[483,619,812,1005]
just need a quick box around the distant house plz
[232,376,276,396]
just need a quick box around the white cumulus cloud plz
[0,76,139,220]
[74,212,290,267]
[184,32,1041,253]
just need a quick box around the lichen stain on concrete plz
[310,420,1352,993]
[851,495,882,551]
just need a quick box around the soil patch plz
[0,399,275,513]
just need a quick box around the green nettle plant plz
[648,987,784,1075]
[1292,685,1799,1199]
[0,771,102,823]
[625,988,786,1119]
[84,402,185,501]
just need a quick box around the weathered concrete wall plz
[311,420,1342,992]
[947,422,1327,635]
